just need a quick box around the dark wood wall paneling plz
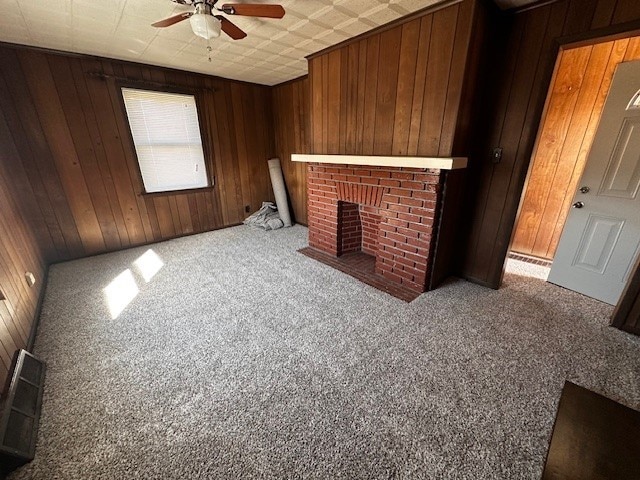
[0,139,47,383]
[0,45,275,264]
[307,0,477,158]
[271,76,311,224]
[512,35,640,260]
[460,0,640,288]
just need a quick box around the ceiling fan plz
[152,0,285,41]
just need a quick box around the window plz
[628,88,640,110]
[121,87,209,193]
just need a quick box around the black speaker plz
[0,349,46,475]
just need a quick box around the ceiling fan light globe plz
[189,14,221,39]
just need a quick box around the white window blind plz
[121,88,209,193]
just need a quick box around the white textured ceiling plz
[0,0,451,86]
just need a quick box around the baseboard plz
[47,223,244,266]
[460,274,499,290]
[26,264,49,352]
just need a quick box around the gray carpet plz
[9,225,640,479]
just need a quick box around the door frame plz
[503,26,640,326]
[508,43,568,264]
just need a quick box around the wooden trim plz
[0,40,106,61]
[507,0,561,14]
[292,153,468,169]
[611,254,640,329]
[306,0,463,61]
[87,71,216,92]
[459,274,499,289]
[26,265,49,352]
[558,21,640,50]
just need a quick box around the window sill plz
[140,186,215,198]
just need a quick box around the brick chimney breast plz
[307,163,443,294]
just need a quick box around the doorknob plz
[572,201,584,209]
[579,186,590,193]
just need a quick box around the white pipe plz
[267,158,292,227]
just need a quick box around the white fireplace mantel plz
[291,154,467,170]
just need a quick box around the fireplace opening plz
[338,201,382,257]
[335,201,383,275]
[338,201,362,255]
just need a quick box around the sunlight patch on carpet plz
[104,269,139,319]
[134,249,164,282]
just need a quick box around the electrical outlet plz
[492,147,503,164]
[25,272,36,287]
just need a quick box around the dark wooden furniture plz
[542,381,640,479]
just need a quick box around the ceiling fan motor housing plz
[189,0,233,14]
[193,1,212,14]
[157,0,284,41]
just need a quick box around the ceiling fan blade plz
[218,16,247,40]
[151,12,192,28]
[221,4,285,19]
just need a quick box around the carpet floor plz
[9,225,640,479]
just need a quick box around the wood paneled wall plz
[0,45,275,264]
[0,138,47,384]
[303,0,488,285]
[307,0,478,158]
[272,76,311,224]
[460,0,640,287]
[512,35,640,260]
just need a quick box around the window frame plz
[117,81,214,196]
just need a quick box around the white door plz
[548,60,640,305]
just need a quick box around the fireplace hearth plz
[293,154,467,300]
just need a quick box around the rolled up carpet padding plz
[267,158,292,227]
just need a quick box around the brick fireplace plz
[300,160,448,298]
